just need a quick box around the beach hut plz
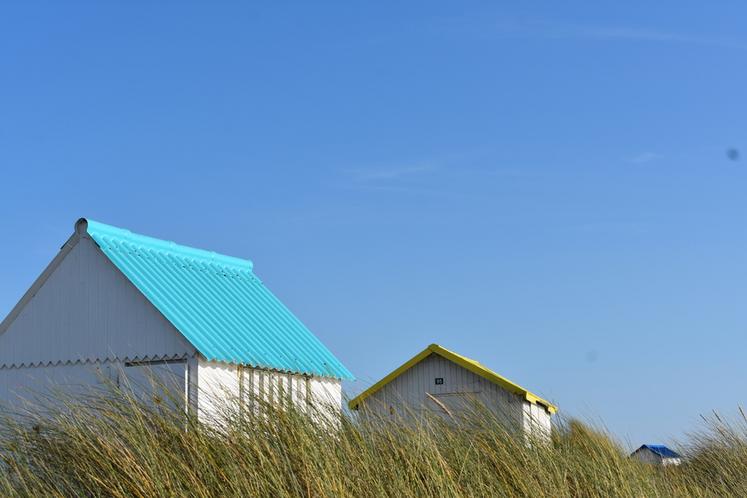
[630,445,682,466]
[348,344,556,436]
[0,218,353,420]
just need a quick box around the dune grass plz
[0,385,745,497]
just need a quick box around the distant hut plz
[630,445,682,466]
[348,344,556,436]
[0,218,353,420]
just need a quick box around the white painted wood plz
[186,356,199,417]
[359,353,551,436]
[0,362,114,408]
[121,361,187,413]
[522,400,551,440]
[196,359,240,423]
[632,449,661,465]
[0,236,196,368]
[196,359,341,424]
[309,376,342,409]
[631,448,682,466]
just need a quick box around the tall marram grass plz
[0,383,745,497]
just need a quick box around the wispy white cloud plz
[340,162,469,199]
[570,25,747,50]
[336,149,537,201]
[347,163,436,182]
[628,152,662,164]
[485,18,747,51]
[338,156,501,200]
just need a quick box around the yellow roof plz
[348,344,557,414]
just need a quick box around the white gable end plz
[0,235,195,368]
[364,354,525,422]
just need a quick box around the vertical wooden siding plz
[0,360,187,411]
[0,237,195,367]
[196,359,341,423]
[361,353,531,428]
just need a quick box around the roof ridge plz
[78,218,254,273]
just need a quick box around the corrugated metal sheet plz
[641,445,681,459]
[82,219,353,380]
[0,237,195,368]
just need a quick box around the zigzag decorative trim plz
[0,352,195,370]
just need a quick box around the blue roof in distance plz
[640,445,681,459]
[78,218,354,380]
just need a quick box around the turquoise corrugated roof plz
[79,218,353,380]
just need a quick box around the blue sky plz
[1,2,746,446]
